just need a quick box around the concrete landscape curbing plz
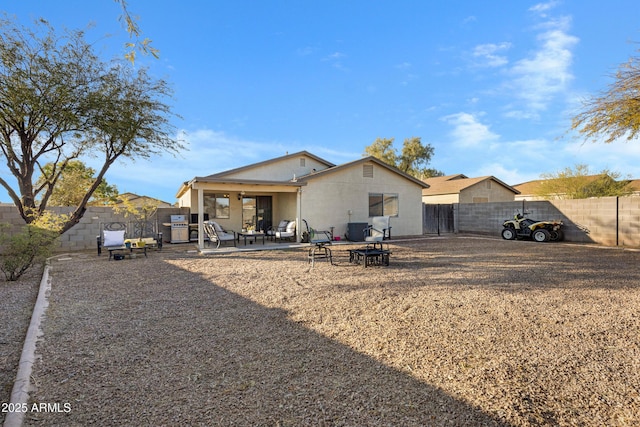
[3,261,52,427]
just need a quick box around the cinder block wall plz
[618,197,640,247]
[0,206,189,252]
[4,196,640,251]
[453,197,639,247]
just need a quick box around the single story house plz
[115,192,175,208]
[176,151,428,249]
[422,174,519,204]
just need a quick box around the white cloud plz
[324,52,346,60]
[563,137,640,178]
[296,46,314,56]
[442,112,500,147]
[507,16,578,114]
[472,42,512,67]
[462,16,477,25]
[322,51,348,70]
[475,162,539,185]
[529,1,560,16]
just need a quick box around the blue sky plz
[2,0,640,204]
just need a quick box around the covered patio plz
[177,177,307,250]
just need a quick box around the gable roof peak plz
[205,150,335,179]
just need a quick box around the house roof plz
[295,156,430,188]
[176,151,326,197]
[422,175,519,196]
[204,150,335,179]
[177,152,429,197]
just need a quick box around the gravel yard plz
[0,268,40,426]
[6,236,640,426]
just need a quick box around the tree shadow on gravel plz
[26,255,510,427]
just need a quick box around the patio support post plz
[197,187,205,249]
[296,187,302,243]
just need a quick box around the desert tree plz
[36,160,119,207]
[535,164,632,199]
[0,17,182,234]
[572,49,640,143]
[364,136,443,179]
[114,0,159,63]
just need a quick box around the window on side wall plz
[368,193,398,217]
[204,194,230,219]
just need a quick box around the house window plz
[369,193,399,217]
[363,164,374,178]
[300,158,306,167]
[204,194,230,218]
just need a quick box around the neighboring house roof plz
[423,175,518,196]
[513,175,640,197]
[629,179,640,192]
[511,179,544,196]
[115,192,174,208]
[296,156,430,188]
[430,174,469,181]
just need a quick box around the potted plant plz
[113,196,158,248]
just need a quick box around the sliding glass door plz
[241,196,272,232]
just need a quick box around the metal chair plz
[303,219,333,267]
[203,221,237,249]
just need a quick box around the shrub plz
[0,223,59,281]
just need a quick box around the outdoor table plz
[237,231,266,245]
[108,243,148,260]
[348,242,391,267]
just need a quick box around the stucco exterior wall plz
[225,154,330,181]
[458,181,517,203]
[300,162,423,239]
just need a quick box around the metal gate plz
[423,204,454,234]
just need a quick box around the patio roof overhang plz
[177,177,306,198]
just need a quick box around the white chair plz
[267,219,290,240]
[104,229,126,247]
[364,216,392,242]
[97,222,128,260]
[204,221,237,248]
[275,220,296,242]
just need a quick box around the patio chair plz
[302,219,333,266]
[267,219,290,241]
[203,221,237,248]
[97,222,147,260]
[275,220,296,242]
[364,216,392,242]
